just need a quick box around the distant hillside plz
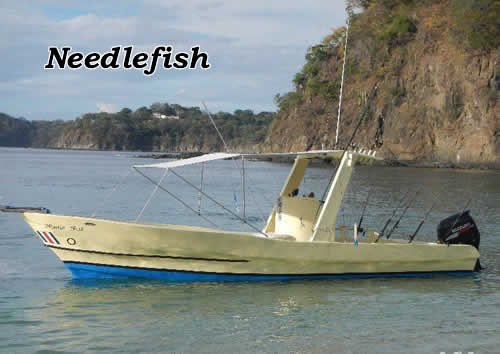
[0,113,68,148]
[0,113,34,147]
[0,104,274,152]
[265,0,499,168]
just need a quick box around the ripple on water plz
[1,148,499,353]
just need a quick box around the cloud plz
[0,0,347,120]
[97,103,119,113]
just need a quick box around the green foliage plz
[292,43,332,89]
[376,15,417,42]
[450,0,499,51]
[150,102,177,115]
[305,44,331,63]
[0,104,274,151]
[377,0,413,9]
[302,61,321,79]
[0,113,35,147]
[32,120,68,147]
[307,77,339,100]
[293,72,306,87]
[346,0,371,9]
[274,92,302,112]
[389,86,406,98]
[280,20,349,113]
[348,0,414,11]
[0,113,72,148]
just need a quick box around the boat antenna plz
[375,188,411,242]
[385,189,421,239]
[334,3,354,148]
[357,186,372,236]
[408,192,439,243]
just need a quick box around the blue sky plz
[1,0,346,120]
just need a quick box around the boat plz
[20,149,481,281]
[14,5,481,281]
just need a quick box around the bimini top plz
[133,149,379,169]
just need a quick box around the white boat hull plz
[23,213,480,281]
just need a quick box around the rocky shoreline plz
[133,151,499,170]
[3,145,498,169]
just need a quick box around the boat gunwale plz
[24,212,478,249]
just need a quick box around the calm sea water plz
[0,147,499,353]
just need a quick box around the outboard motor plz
[437,210,480,249]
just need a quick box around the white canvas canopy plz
[133,149,378,169]
[133,152,240,168]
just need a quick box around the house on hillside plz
[152,112,180,120]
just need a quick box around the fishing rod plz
[385,189,420,239]
[375,189,410,242]
[357,187,372,235]
[442,197,472,245]
[408,192,439,243]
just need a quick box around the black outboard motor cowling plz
[437,210,480,249]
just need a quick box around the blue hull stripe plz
[64,262,474,282]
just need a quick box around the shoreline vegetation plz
[1,100,498,170]
[1,1,498,169]
[0,105,273,153]
[132,152,497,170]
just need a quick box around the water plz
[1,147,499,353]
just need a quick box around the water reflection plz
[22,274,497,352]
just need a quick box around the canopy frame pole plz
[242,157,246,221]
[168,168,268,237]
[202,101,245,216]
[133,167,220,228]
[135,168,169,222]
[202,101,230,152]
[201,102,271,224]
[91,167,132,218]
[198,162,204,215]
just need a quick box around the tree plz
[451,0,499,51]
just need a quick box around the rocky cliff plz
[265,0,499,168]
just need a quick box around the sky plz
[0,0,347,120]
